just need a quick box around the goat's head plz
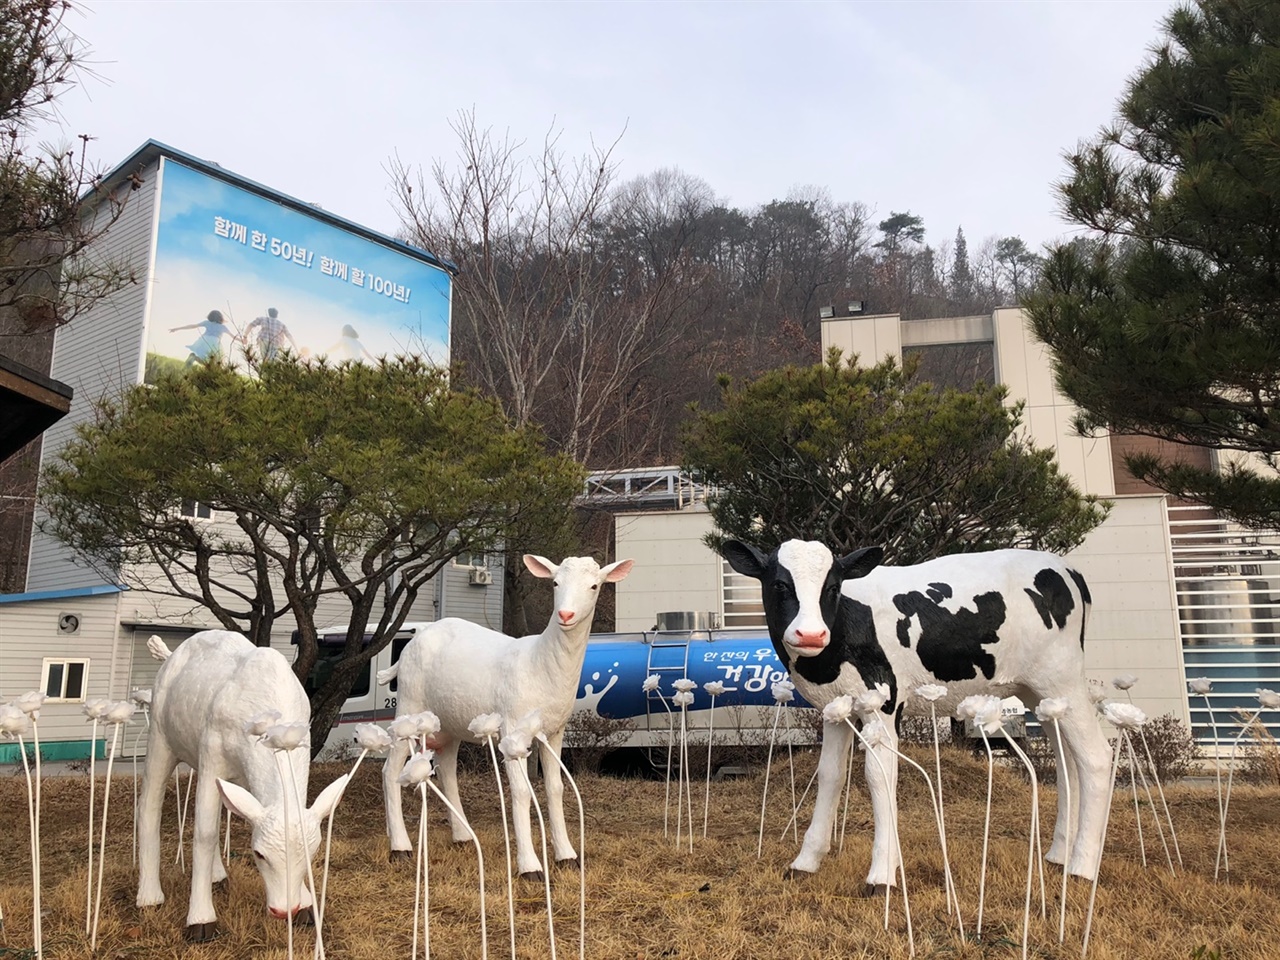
[720,539,882,656]
[523,554,634,630]
[217,773,348,918]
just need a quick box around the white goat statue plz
[136,631,349,942]
[379,553,633,877]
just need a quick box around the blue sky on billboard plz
[145,160,451,381]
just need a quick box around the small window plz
[181,500,213,520]
[452,550,487,569]
[388,634,413,693]
[303,652,370,701]
[42,658,89,702]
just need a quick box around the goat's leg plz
[505,756,544,877]
[136,735,177,908]
[789,721,852,876]
[1059,694,1113,880]
[539,730,576,864]
[185,769,225,932]
[435,739,472,843]
[383,737,414,856]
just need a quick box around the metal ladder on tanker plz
[644,635,691,767]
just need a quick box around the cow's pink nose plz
[794,628,828,647]
[558,609,574,624]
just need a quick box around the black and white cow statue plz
[721,538,1111,891]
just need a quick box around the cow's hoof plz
[782,867,813,881]
[294,907,314,927]
[184,921,220,942]
[518,870,545,883]
[555,856,580,871]
[389,849,413,862]
[862,883,891,898]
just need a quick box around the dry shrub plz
[563,712,637,774]
[1240,722,1280,787]
[1119,714,1198,785]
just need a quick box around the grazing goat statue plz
[136,631,349,941]
[379,554,632,877]
[721,539,1111,892]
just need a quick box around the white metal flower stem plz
[484,737,517,960]
[927,702,959,921]
[838,735,856,852]
[132,706,151,867]
[516,759,557,960]
[1004,731,1044,960]
[756,703,784,858]
[86,715,99,934]
[783,707,798,842]
[1123,732,1174,874]
[283,757,326,960]
[317,749,369,929]
[1049,717,1072,944]
[657,694,675,838]
[278,754,295,960]
[1082,729,1125,960]
[411,781,430,960]
[976,726,995,940]
[90,723,122,951]
[423,778,488,960]
[844,719,913,957]
[1200,692,1228,878]
[1219,706,1263,881]
[787,766,820,841]
[541,739,585,960]
[702,693,717,838]
[1122,691,1181,869]
[675,702,693,851]
[31,715,42,959]
[16,733,41,960]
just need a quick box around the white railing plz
[579,466,713,510]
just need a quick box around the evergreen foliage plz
[680,349,1108,564]
[1026,0,1280,526]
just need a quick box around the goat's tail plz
[376,663,399,687]
[147,635,173,662]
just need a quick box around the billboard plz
[144,159,451,383]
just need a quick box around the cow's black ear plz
[719,540,769,580]
[837,546,883,580]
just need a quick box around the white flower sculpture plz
[262,721,309,751]
[1189,677,1214,695]
[915,683,947,702]
[15,691,46,718]
[955,694,989,721]
[642,674,661,692]
[1102,701,1147,730]
[1087,682,1109,705]
[822,695,853,725]
[83,697,111,720]
[0,703,31,738]
[353,723,393,753]
[703,680,726,697]
[673,690,695,708]
[1112,674,1139,691]
[1035,698,1071,722]
[775,678,796,692]
[244,709,282,737]
[853,684,888,716]
[103,700,136,725]
[1257,688,1280,710]
[398,750,436,786]
[389,710,441,742]
[771,682,795,704]
[499,728,533,761]
[972,698,1005,736]
[860,718,891,747]
[129,688,153,706]
[672,677,697,694]
[468,713,504,739]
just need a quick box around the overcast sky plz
[42,0,1178,255]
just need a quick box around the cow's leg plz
[789,720,853,875]
[1057,693,1113,880]
[539,730,576,864]
[864,719,902,889]
[434,738,472,843]
[1042,718,1080,866]
[505,755,544,877]
[185,769,225,935]
[383,737,414,857]
[137,734,177,908]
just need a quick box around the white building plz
[0,141,501,764]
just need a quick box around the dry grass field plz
[0,745,1277,960]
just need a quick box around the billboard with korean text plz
[143,158,451,383]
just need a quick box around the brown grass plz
[0,745,1277,959]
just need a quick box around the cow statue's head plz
[720,539,882,656]
[217,774,348,918]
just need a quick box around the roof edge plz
[0,583,126,604]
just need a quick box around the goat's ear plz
[720,540,768,580]
[837,546,883,581]
[523,554,558,579]
[218,778,266,824]
[308,773,350,822]
[601,558,633,583]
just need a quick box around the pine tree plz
[951,226,973,302]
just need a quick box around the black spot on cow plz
[892,590,1008,682]
[1067,568,1092,647]
[926,582,952,604]
[789,596,897,714]
[1024,568,1075,630]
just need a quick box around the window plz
[42,658,89,702]
[302,652,370,700]
[452,550,487,569]
[181,500,213,520]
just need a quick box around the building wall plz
[614,508,719,632]
[27,160,161,593]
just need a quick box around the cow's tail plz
[1068,568,1092,648]
[147,635,173,662]
[376,663,398,687]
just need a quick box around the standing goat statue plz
[136,631,349,941]
[379,553,632,877]
[721,538,1112,892]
